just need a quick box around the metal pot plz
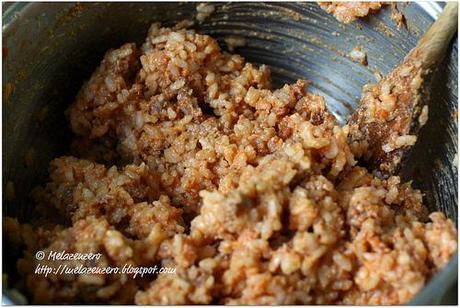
[2,2,457,304]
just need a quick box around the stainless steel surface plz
[2,2,458,304]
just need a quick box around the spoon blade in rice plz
[347,2,458,177]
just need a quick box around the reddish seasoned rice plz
[319,2,384,24]
[4,22,457,305]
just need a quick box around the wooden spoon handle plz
[413,2,458,68]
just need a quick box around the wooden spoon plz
[347,2,458,178]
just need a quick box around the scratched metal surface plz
[2,2,457,304]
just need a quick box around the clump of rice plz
[349,46,368,66]
[196,3,215,22]
[319,2,383,24]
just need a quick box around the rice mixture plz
[319,2,384,24]
[5,22,457,305]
